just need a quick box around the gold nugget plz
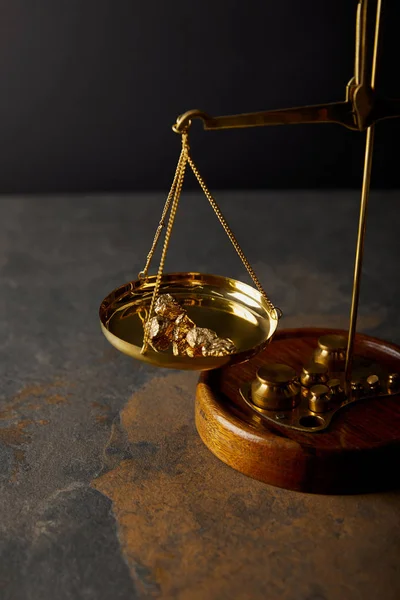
[146,294,236,358]
[174,313,195,336]
[172,313,195,356]
[172,340,187,356]
[148,316,174,352]
[186,327,217,357]
[202,337,236,357]
[154,293,185,320]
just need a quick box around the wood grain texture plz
[196,328,400,494]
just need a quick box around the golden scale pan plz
[100,123,281,372]
[100,0,400,493]
[100,272,280,371]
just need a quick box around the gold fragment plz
[186,327,217,349]
[148,316,174,352]
[172,339,187,356]
[172,313,195,356]
[154,293,185,320]
[146,294,237,358]
[202,337,236,357]
[173,313,195,341]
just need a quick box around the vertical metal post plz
[344,126,375,381]
[344,0,382,381]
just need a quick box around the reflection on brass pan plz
[99,272,280,371]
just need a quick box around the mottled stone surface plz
[0,191,400,599]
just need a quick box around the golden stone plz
[154,294,185,320]
[148,316,174,352]
[202,337,236,357]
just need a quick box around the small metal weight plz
[327,378,344,399]
[313,334,347,371]
[251,363,300,411]
[308,384,333,413]
[300,362,329,387]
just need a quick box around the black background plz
[0,0,398,193]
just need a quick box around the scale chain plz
[139,141,188,280]
[187,154,276,314]
[140,129,277,355]
[140,133,189,353]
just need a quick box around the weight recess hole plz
[299,415,325,428]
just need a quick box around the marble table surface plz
[0,191,399,600]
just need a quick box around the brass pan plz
[100,272,279,371]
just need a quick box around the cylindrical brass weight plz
[313,334,347,371]
[251,363,300,411]
[308,384,332,413]
[300,362,329,387]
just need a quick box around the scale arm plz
[173,101,358,134]
[202,102,358,131]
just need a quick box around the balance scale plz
[99,0,400,493]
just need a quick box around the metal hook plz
[172,109,210,134]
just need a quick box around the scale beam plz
[173,1,399,134]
